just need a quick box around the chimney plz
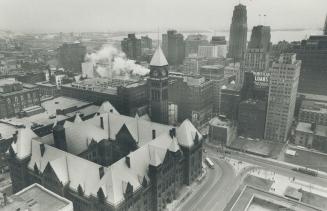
[169,128,176,138]
[3,193,7,206]
[100,116,104,129]
[152,129,156,140]
[99,167,104,179]
[125,156,131,168]
[40,144,45,157]
[311,122,316,131]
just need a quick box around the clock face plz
[162,70,167,76]
[153,71,158,77]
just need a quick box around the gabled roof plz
[74,114,83,123]
[63,120,74,128]
[168,137,180,152]
[98,101,119,115]
[11,127,38,160]
[150,46,168,66]
[177,119,202,147]
[22,118,201,205]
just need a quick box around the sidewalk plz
[166,168,208,211]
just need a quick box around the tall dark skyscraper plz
[148,46,169,124]
[323,15,327,35]
[162,30,185,65]
[248,25,271,53]
[242,25,271,74]
[228,4,248,61]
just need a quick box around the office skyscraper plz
[121,34,142,61]
[162,30,185,65]
[184,34,208,57]
[248,25,271,52]
[242,25,271,74]
[265,54,301,142]
[228,4,247,61]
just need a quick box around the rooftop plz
[64,77,146,94]
[9,105,202,206]
[0,183,73,211]
[231,186,323,211]
[200,64,225,70]
[209,116,231,128]
[0,97,98,141]
[296,122,327,137]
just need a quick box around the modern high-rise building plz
[238,99,267,139]
[228,4,248,61]
[184,34,209,57]
[294,35,327,95]
[148,46,169,124]
[162,30,185,65]
[324,14,327,35]
[121,33,142,61]
[265,54,301,142]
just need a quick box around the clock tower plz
[148,46,169,124]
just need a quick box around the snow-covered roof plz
[177,119,202,147]
[98,101,119,115]
[150,46,168,66]
[11,106,202,206]
[10,127,38,160]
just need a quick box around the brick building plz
[0,78,40,118]
[61,78,148,117]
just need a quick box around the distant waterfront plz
[112,29,323,44]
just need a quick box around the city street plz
[178,153,257,211]
[179,144,327,211]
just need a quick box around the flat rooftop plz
[299,93,327,103]
[231,186,323,211]
[63,77,146,94]
[0,97,98,140]
[1,183,73,211]
[200,64,225,70]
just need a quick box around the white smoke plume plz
[84,44,149,78]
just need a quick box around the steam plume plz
[84,45,149,78]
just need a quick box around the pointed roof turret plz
[150,46,168,66]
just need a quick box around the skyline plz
[0,0,326,33]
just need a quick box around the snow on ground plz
[249,169,327,198]
[225,157,255,175]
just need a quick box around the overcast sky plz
[0,0,326,33]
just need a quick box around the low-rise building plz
[208,116,236,146]
[299,100,327,126]
[0,78,41,119]
[0,183,73,211]
[295,122,327,153]
[61,77,148,117]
